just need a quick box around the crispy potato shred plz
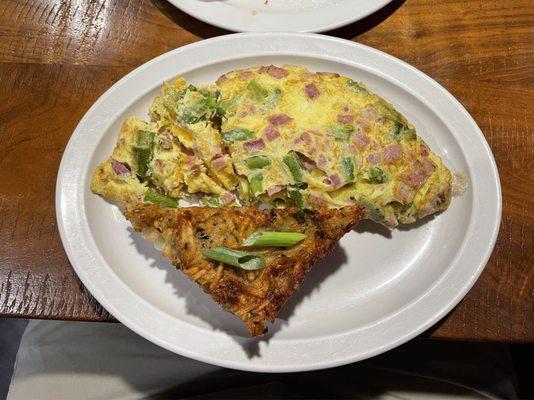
[125,204,364,336]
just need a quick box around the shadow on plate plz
[151,0,406,40]
[353,213,437,237]
[353,219,393,238]
[128,227,348,359]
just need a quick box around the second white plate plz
[168,0,393,32]
[56,33,501,372]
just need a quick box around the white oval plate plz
[168,0,392,33]
[56,33,501,373]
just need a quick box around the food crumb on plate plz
[452,171,468,196]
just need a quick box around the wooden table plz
[1,0,533,342]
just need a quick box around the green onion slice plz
[283,151,304,183]
[200,196,222,207]
[331,124,354,141]
[133,129,155,179]
[202,247,265,270]
[341,156,355,181]
[245,155,271,169]
[366,167,387,184]
[221,128,254,143]
[347,80,369,96]
[287,186,306,208]
[249,174,264,196]
[144,188,178,208]
[247,80,269,100]
[374,101,399,121]
[242,231,306,248]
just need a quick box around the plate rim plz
[166,0,393,33]
[56,32,502,372]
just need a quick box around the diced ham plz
[216,74,228,85]
[381,215,398,229]
[266,185,284,196]
[221,192,235,204]
[190,164,201,175]
[302,158,316,171]
[238,105,257,119]
[383,145,403,163]
[354,119,371,133]
[294,131,312,145]
[184,155,199,166]
[368,152,381,165]
[266,65,288,79]
[298,153,317,170]
[400,159,436,188]
[243,139,265,150]
[211,155,228,170]
[268,113,292,126]
[111,160,130,177]
[317,154,327,168]
[337,114,354,124]
[421,157,436,174]
[239,71,253,79]
[305,83,320,99]
[264,126,280,141]
[329,173,341,187]
[154,159,165,168]
[419,143,429,156]
[308,129,323,136]
[395,182,413,203]
[348,145,358,154]
[353,133,370,150]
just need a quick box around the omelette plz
[92,65,451,227]
[216,65,451,226]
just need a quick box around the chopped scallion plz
[245,155,271,169]
[331,124,354,141]
[133,129,155,179]
[375,101,399,121]
[287,186,306,208]
[144,188,178,208]
[247,80,269,100]
[249,174,264,196]
[202,247,265,270]
[283,151,304,183]
[243,231,306,247]
[221,128,254,143]
[347,80,369,96]
[341,156,355,181]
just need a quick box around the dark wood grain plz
[0,0,533,340]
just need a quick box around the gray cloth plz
[0,318,28,400]
[8,320,517,399]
